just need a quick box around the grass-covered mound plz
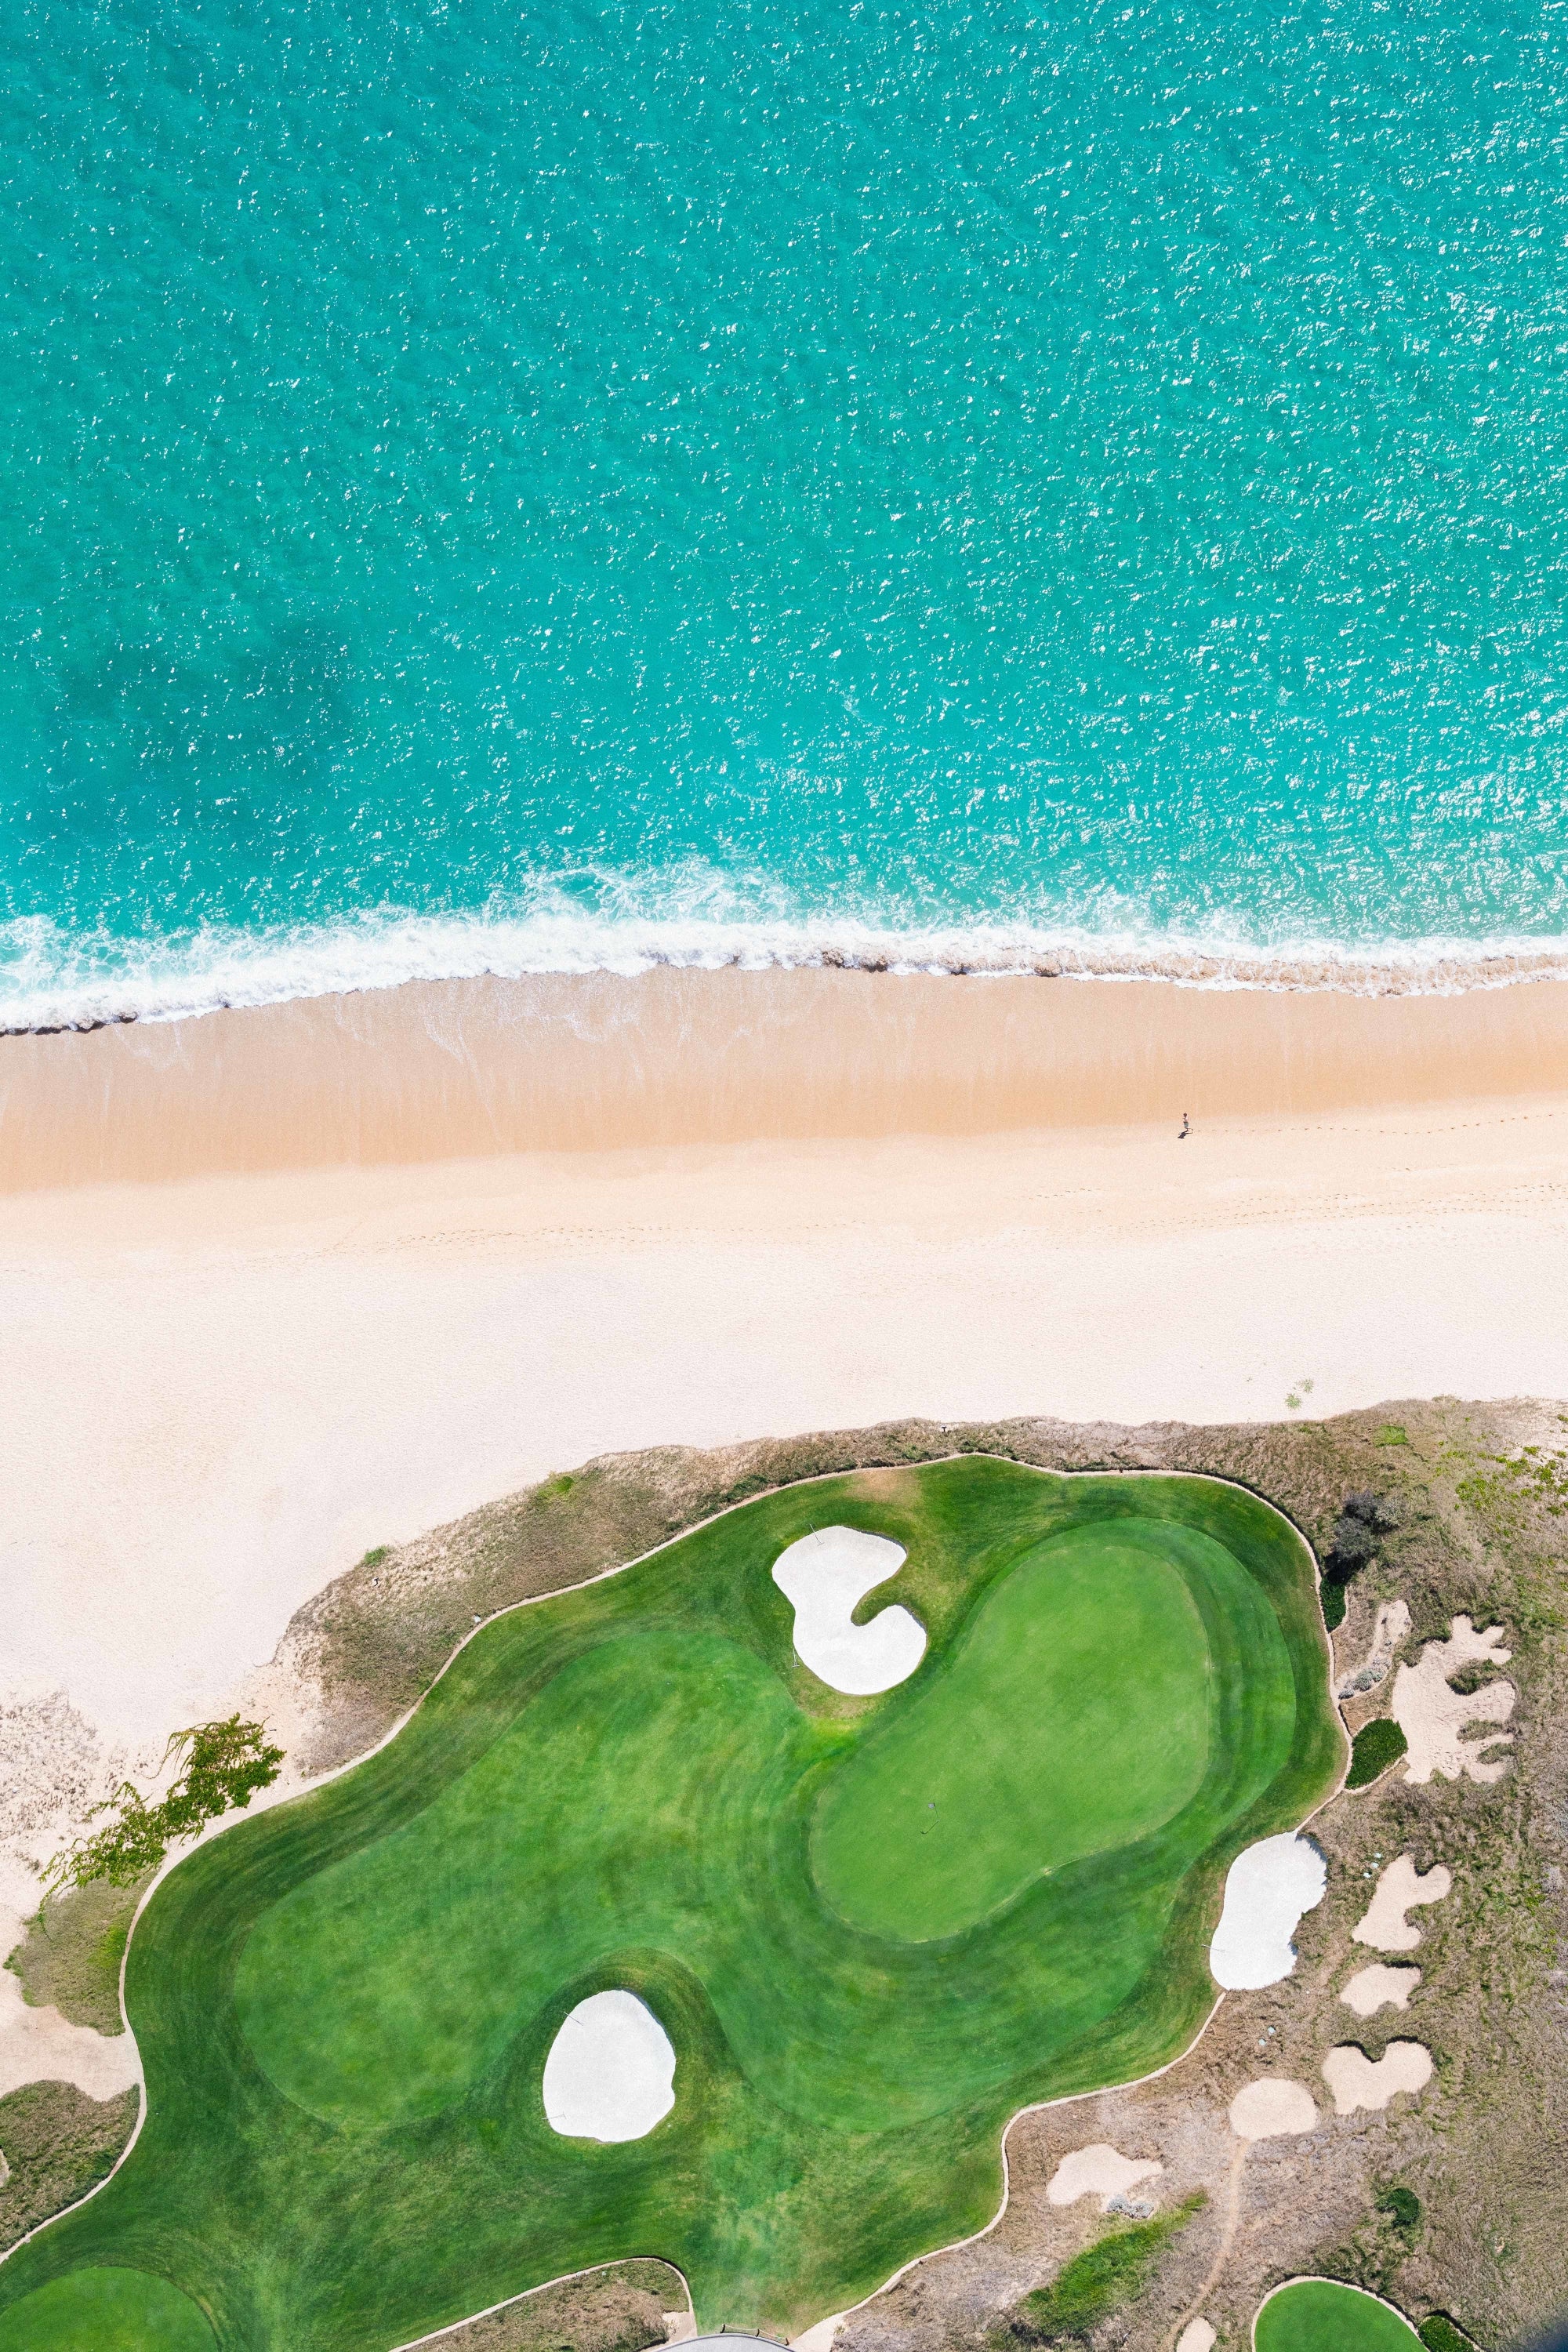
[1254,2278,1422,2350]
[1346,1716,1410,1790]
[0,1460,1341,2350]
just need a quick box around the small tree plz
[45,1716,284,1894]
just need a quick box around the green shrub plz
[1346,1717,1410,1789]
[1376,1425,1409,1446]
[1320,1490,1400,1622]
[45,1718,285,1892]
[1418,2318,1475,2352]
[5,1875,145,2034]
[1003,2195,1204,2343]
[1378,2182,1421,2230]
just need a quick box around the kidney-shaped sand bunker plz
[771,1526,927,1694]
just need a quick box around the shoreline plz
[11,912,1568,1044]
[13,915,1568,1045]
[9,965,1568,1192]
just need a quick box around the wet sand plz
[8,964,1568,1189]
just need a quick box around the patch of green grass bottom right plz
[1255,2279,1422,2352]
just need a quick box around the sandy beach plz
[2,963,1568,1823]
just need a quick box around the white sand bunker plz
[771,1527,927,1695]
[1391,1615,1515,1784]
[1209,1834,1327,1989]
[1228,2077,1319,2140]
[1340,1963,1421,2018]
[1046,2143,1163,2211]
[1352,1853,1451,1953]
[1323,2039,1432,2116]
[1176,2324,1217,2352]
[543,1991,676,2143]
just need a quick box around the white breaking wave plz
[6,900,1568,1033]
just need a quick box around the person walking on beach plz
[1178,1111,1190,1139]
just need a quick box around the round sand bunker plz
[1228,2077,1319,2140]
[543,1990,676,2143]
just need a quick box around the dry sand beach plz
[4,966,1568,1784]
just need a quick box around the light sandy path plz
[1167,2081,1319,2350]
[1166,2142,1250,2352]
[1352,1857,1452,1953]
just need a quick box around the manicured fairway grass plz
[0,1461,1342,2350]
[1254,2279,1423,2350]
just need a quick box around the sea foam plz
[7,902,1568,1036]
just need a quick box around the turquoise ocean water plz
[3,0,1566,1027]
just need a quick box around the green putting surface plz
[0,1461,1341,2350]
[0,2269,214,2352]
[814,1521,1233,1940]
[1254,2278,1424,2350]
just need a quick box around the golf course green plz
[0,2269,215,2352]
[1254,2279,1424,2350]
[0,1461,1342,2350]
